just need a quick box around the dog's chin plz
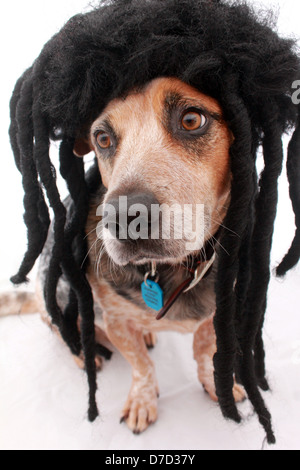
[129,254,187,267]
[104,240,201,268]
[112,253,189,267]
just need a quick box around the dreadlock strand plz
[10,75,50,285]
[9,70,29,172]
[237,106,284,444]
[238,351,276,444]
[59,138,99,420]
[234,140,259,327]
[31,90,67,332]
[276,109,300,276]
[213,78,256,424]
[253,114,283,390]
[233,181,257,387]
[62,246,99,420]
[29,117,80,357]
[254,311,269,391]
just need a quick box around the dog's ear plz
[74,138,92,157]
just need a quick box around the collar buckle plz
[183,252,216,293]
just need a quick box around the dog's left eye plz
[96,131,112,149]
[181,111,207,131]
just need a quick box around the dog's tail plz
[0,290,39,317]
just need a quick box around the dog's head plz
[75,77,232,266]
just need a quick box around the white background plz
[0,0,299,450]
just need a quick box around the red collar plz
[155,251,216,320]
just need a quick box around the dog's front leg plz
[103,311,159,433]
[193,316,245,403]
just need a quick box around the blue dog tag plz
[141,279,164,311]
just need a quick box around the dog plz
[5,0,300,445]
[2,76,246,434]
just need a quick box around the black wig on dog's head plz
[9,0,300,444]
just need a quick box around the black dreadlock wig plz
[9,0,300,444]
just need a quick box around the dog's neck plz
[150,231,220,320]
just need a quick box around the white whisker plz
[83,226,98,241]
[81,236,100,269]
[206,229,230,256]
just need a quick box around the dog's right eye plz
[181,111,206,131]
[96,131,112,149]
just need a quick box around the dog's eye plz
[96,131,112,149]
[181,111,207,131]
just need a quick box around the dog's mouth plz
[107,244,188,267]
[103,231,208,268]
[127,252,189,267]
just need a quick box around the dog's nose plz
[104,191,160,242]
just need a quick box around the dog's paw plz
[202,379,218,402]
[232,382,246,403]
[202,380,246,403]
[73,351,103,371]
[120,381,159,434]
[143,331,157,349]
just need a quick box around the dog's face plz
[75,77,232,266]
